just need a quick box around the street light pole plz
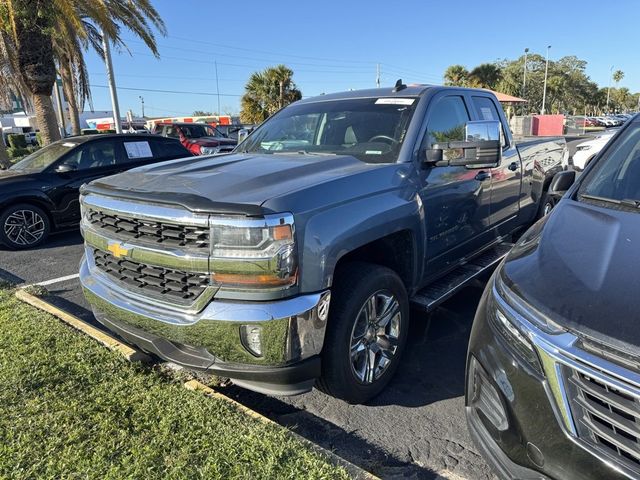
[139,96,145,118]
[522,48,529,115]
[541,45,551,115]
[606,65,614,112]
[102,33,122,133]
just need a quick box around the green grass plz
[0,288,349,480]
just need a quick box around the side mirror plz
[55,164,76,173]
[425,120,502,168]
[548,170,576,196]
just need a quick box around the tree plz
[467,63,502,89]
[443,65,469,87]
[0,0,166,143]
[0,31,27,168]
[613,70,624,86]
[193,110,213,117]
[240,65,301,123]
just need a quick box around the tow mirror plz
[548,170,576,196]
[425,120,502,167]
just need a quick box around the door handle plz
[508,162,518,171]
[475,171,491,181]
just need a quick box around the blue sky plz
[83,0,640,117]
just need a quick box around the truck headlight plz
[200,146,219,155]
[209,214,297,290]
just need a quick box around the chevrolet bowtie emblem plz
[107,242,129,259]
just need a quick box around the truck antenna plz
[393,79,407,92]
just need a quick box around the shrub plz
[81,129,99,135]
[35,132,42,145]
[7,134,27,149]
[7,146,29,159]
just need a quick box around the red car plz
[154,122,237,155]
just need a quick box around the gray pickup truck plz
[79,83,567,403]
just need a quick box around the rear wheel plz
[317,262,409,404]
[537,192,556,219]
[0,204,50,249]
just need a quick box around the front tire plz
[0,204,50,249]
[317,262,409,404]
[537,192,556,219]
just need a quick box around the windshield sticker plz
[375,98,415,105]
[365,150,383,155]
[124,141,153,159]
[62,142,77,147]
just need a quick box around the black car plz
[466,116,640,479]
[0,134,191,249]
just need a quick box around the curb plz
[14,288,380,480]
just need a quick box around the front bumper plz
[80,254,330,396]
[466,282,631,480]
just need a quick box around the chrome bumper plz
[80,254,330,368]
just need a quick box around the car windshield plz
[578,123,640,208]
[180,124,221,138]
[9,140,80,172]
[240,97,419,163]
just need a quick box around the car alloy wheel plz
[349,290,401,384]
[3,209,46,246]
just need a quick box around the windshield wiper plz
[580,193,640,208]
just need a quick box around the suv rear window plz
[578,124,640,208]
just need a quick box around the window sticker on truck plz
[375,98,415,105]
[365,150,383,155]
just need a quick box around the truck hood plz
[86,153,386,215]
[503,199,640,356]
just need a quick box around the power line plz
[89,84,243,97]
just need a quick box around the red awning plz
[483,89,528,104]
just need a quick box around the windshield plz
[578,123,640,208]
[10,141,79,172]
[240,97,418,163]
[179,124,221,138]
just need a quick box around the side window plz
[424,96,470,160]
[165,126,178,138]
[62,141,118,170]
[471,96,507,146]
[150,138,190,159]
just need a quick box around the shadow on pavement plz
[0,230,83,252]
[0,267,23,284]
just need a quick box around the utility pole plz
[214,60,221,115]
[522,48,529,115]
[102,33,122,133]
[279,80,284,109]
[52,78,66,137]
[606,65,614,112]
[139,96,145,118]
[541,45,551,115]
[376,64,381,88]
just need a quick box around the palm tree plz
[613,70,624,86]
[467,63,502,90]
[240,65,302,123]
[443,65,469,87]
[1,0,166,143]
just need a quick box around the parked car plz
[215,124,256,141]
[79,84,567,403]
[154,122,237,155]
[466,114,640,479]
[0,134,191,249]
[572,129,618,170]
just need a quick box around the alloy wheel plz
[3,209,46,246]
[349,290,401,384]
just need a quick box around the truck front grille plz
[86,209,209,249]
[93,249,209,303]
[565,367,640,473]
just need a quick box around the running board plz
[410,243,513,312]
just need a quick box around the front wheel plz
[537,192,556,219]
[0,204,50,249]
[317,262,409,404]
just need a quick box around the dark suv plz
[0,134,191,249]
[466,117,640,479]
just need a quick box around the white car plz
[572,130,617,170]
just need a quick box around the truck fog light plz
[468,356,508,431]
[240,325,263,357]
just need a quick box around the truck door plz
[470,95,521,232]
[418,94,493,277]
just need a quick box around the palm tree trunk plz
[33,94,61,145]
[59,59,81,136]
[0,139,10,169]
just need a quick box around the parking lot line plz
[31,273,80,287]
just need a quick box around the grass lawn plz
[0,287,349,479]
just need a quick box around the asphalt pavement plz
[0,231,495,480]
